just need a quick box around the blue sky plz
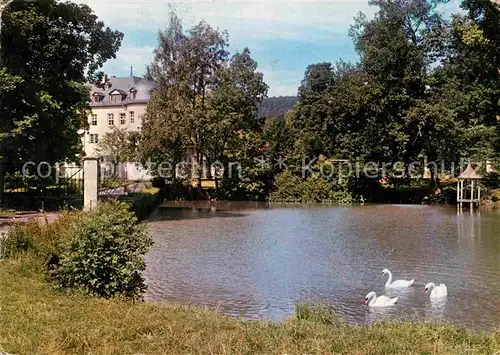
[76,0,463,97]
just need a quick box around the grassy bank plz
[1,257,499,354]
[118,185,163,221]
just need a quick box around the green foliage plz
[119,186,162,220]
[0,0,123,205]
[481,172,500,189]
[140,11,268,192]
[144,1,498,202]
[50,201,153,299]
[277,0,500,200]
[268,170,302,202]
[97,128,141,167]
[270,170,353,204]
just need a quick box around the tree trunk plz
[0,158,4,208]
[429,166,440,192]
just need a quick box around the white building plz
[82,75,158,180]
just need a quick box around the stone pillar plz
[83,156,100,211]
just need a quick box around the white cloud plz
[76,0,463,96]
[75,0,374,95]
[73,0,375,41]
[101,45,155,77]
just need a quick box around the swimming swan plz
[382,268,414,288]
[424,282,447,298]
[364,291,399,307]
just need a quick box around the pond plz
[144,202,500,330]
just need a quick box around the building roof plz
[458,163,482,179]
[88,75,158,107]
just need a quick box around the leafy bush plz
[269,170,302,202]
[119,186,161,220]
[50,201,153,299]
[270,170,353,203]
[426,186,457,204]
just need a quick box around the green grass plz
[1,255,499,355]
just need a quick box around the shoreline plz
[1,258,499,354]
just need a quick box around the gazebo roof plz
[458,163,482,179]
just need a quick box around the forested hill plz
[258,96,298,118]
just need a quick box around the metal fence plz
[98,158,145,200]
[3,164,84,210]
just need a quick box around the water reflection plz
[424,296,448,322]
[144,203,500,330]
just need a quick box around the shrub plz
[50,201,153,299]
[269,170,303,202]
[119,186,161,220]
[482,172,500,189]
[270,171,353,203]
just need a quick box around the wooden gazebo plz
[457,163,482,210]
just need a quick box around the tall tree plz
[144,12,229,188]
[0,0,123,205]
[205,47,268,186]
[141,12,267,192]
[348,0,458,184]
[439,0,500,159]
[97,128,140,178]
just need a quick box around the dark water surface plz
[144,202,500,330]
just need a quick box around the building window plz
[93,95,100,103]
[120,113,126,125]
[89,134,99,144]
[129,111,135,123]
[110,94,121,102]
[91,114,97,126]
[129,91,136,100]
[107,113,114,126]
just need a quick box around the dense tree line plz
[137,0,499,202]
[282,0,499,191]
[140,12,269,195]
[1,0,497,205]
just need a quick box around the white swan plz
[424,282,447,298]
[382,268,414,288]
[364,291,399,307]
